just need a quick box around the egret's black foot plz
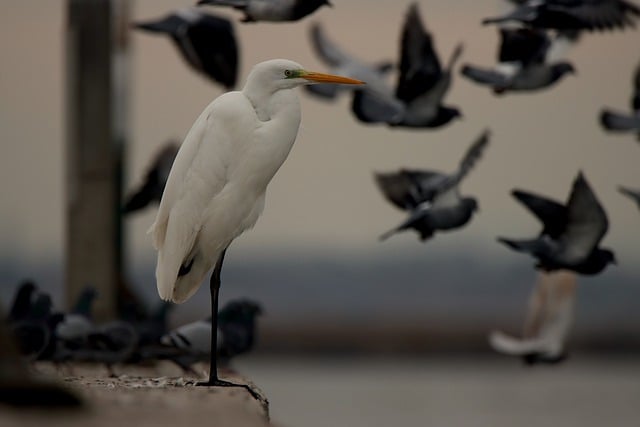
[196,378,261,401]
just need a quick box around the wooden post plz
[65,0,130,320]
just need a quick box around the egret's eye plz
[284,70,292,78]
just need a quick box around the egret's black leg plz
[195,249,260,399]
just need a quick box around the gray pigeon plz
[498,172,616,275]
[376,130,490,241]
[133,9,239,88]
[618,185,640,209]
[159,299,262,371]
[600,60,640,140]
[305,23,401,121]
[123,142,179,214]
[490,271,576,365]
[483,0,640,32]
[197,0,331,23]
[461,28,575,94]
[352,3,463,128]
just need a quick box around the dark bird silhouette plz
[618,185,640,209]
[9,293,54,361]
[123,142,179,214]
[77,321,139,376]
[376,130,490,241]
[498,172,616,275]
[54,287,98,350]
[352,3,463,128]
[133,9,239,88]
[600,60,640,139]
[159,299,262,371]
[6,280,37,323]
[197,0,331,23]
[483,0,640,31]
[461,28,575,94]
[305,22,400,120]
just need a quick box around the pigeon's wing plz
[600,109,640,131]
[161,319,217,355]
[512,189,567,237]
[618,185,640,206]
[187,15,239,88]
[374,169,446,210]
[632,60,640,112]
[561,172,609,260]
[309,23,351,67]
[489,330,548,355]
[499,28,550,65]
[396,3,442,103]
[435,130,490,195]
[378,204,430,241]
[547,0,640,31]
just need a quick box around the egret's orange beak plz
[301,71,365,85]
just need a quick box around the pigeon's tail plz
[132,17,182,34]
[122,182,157,215]
[481,15,511,26]
[497,237,545,255]
[197,0,248,8]
[460,65,507,88]
[600,110,640,131]
[378,226,400,242]
[446,43,464,71]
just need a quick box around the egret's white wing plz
[152,92,257,303]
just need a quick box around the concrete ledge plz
[0,362,271,427]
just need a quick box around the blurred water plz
[237,356,640,427]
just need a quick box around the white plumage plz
[149,59,363,304]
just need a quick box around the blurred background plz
[1,1,639,425]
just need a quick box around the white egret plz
[149,59,363,391]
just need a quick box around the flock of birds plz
[4,281,262,377]
[6,0,640,394]
[128,0,639,370]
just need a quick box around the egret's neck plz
[242,80,297,122]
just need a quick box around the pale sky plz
[1,0,639,275]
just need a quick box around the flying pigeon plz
[352,3,463,128]
[376,130,490,241]
[498,172,616,275]
[618,185,640,209]
[197,0,332,23]
[483,0,640,32]
[461,28,575,94]
[133,9,239,88]
[600,60,640,140]
[490,270,576,364]
[305,22,400,121]
[123,142,179,214]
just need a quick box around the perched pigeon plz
[74,321,139,376]
[123,142,179,214]
[305,22,400,120]
[483,0,640,32]
[197,0,331,23]
[351,3,463,128]
[159,300,262,371]
[618,185,640,209]
[55,287,98,348]
[6,280,37,323]
[133,9,239,88]
[490,270,576,364]
[9,293,54,361]
[376,130,490,241]
[498,172,616,275]
[461,28,575,94]
[600,60,640,140]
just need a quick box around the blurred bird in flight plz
[133,9,239,88]
[376,130,490,241]
[600,60,640,140]
[197,0,332,23]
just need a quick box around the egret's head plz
[247,59,364,91]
